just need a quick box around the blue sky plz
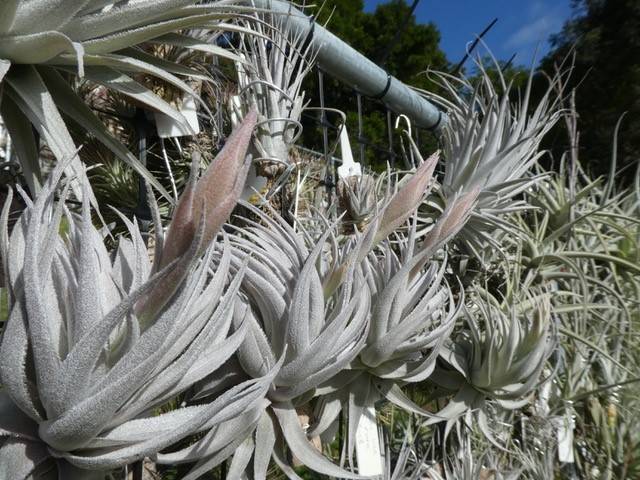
[363,0,573,67]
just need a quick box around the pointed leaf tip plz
[375,150,439,243]
[424,186,480,254]
[161,110,257,267]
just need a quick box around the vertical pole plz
[132,461,143,480]
[386,110,395,170]
[318,69,333,204]
[356,91,365,166]
[134,108,152,246]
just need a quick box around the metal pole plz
[386,110,394,170]
[318,69,334,203]
[356,91,365,165]
[132,461,143,480]
[238,0,446,131]
[134,108,152,245]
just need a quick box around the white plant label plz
[535,377,552,416]
[355,406,383,475]
[154,95,201,138]
[337,125,362,180]
[556,412,575,463]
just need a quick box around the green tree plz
[540,0,640,181]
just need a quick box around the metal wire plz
[318,69,334,203]
[357,91,365,165]
[387,109,395,170]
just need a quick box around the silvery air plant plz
[160,145,484,478]
[160,201,374,479]
[229,6,314,192]
[337,173,379,233]
[0,112,283,480]
[311,148,481,461]
[418,63,564,259]
[428,288,556,442]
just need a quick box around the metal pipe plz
[239,0,447,131]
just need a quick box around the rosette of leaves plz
[229,5,315,196]
[310,249,458,463]
[309,191,480,463]
[0,0,255,200]
[418,64,564,258]
[161,144,478,478]
[186,203,370,479]
[156,150,433,478]
[294,149,478,468]
[0,113,273,479]
[337,173,379,233]
[427,289,556,441]
[149,206,371,478]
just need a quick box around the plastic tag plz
[155,96,200,138]
[556,412,575,463]
[337,125,361,180]
[355,406,383,475]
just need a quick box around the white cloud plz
[506,12,563,49]
[528,1,549,17]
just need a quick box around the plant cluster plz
[0,2,638,480]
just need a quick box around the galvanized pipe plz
[238,0,447,131]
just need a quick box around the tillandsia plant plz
[160,143,481,477]
[229,6,314,171]
[426,286,556,445]
[508,136,640,477]
[310,185,481,459]
[0,113,273,480]
[418,61,565,259]
[337,172,379,232]
[0,0,258,200]
[198,202,371,478]
[310,242,458,463]
[1,1,638,478]
[228,4,317,213]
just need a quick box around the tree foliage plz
[540,0,640,181]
